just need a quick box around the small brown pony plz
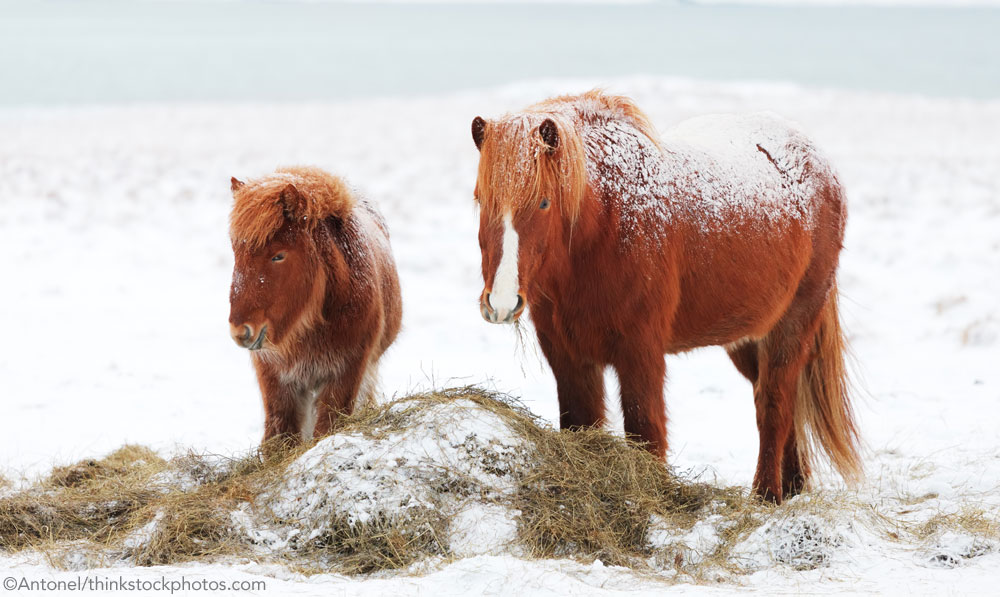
[228,166,401,445]
[471,91,861,503]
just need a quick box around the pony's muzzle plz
[231,323,267,350]
[481,291,526,324]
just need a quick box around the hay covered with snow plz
[1,388,998,581]
[233,390,535,571]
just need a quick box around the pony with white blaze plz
[470,91,861,503]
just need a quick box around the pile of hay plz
[1,387,997,580]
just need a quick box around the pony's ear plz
[538,118,559,152]
[231,177,245,193]
[472,116,487,151]
[278,183,301,217]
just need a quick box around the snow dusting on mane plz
[230,165,358,250]
[475,95,591,222]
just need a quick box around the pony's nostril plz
[481,292,497,323]
[514,294,525,313]
[232,324,254,346]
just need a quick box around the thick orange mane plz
[475,90,661,223]
[230,165,357,249]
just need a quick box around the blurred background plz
[2,0,999,106]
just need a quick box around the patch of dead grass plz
[915,506,1000,543]
[2,387,996,580]
[515,427,747,568]
[0,446,167,553]
[298,509,450,574]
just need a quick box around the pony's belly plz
[665,306,781,353]
[549,246,810,357]
[665,239,813,350]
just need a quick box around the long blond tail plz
[795,285,863,484]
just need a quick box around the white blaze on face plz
[489,212,520,320]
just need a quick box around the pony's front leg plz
[613,351,668,460]
[313,356,368,438]
[536,330,606,429]
[255,365,305,447]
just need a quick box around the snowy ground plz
[2,77,999,593]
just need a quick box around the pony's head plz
[228,167,354,351]
[471,109,586,324]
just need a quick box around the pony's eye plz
[539,197,551,210]
[271,253,285,263]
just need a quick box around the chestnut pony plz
[471,91,861,502]
[228,166,401,445]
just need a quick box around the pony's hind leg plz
[782,430,809,498]
[728,340,808,496]
[354,359,380,411]
[613,350,668,460]
[753,275,832,502]
[751,338,805,503]
[726,341,759,384]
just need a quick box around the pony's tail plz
[795,284,863,485]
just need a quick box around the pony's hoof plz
[782,477,807,500]
[259,433,300,462]
[754,485,783,505]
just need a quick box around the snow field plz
[2,76,1000,593]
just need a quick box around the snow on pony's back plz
[656,112,832,233]
[576,99,835,242]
